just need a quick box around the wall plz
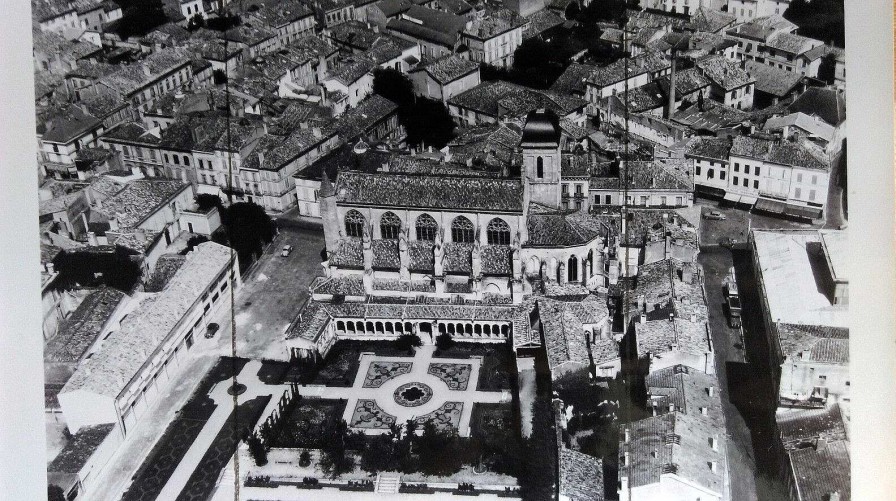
[778,359,849,405]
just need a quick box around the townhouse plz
[460,8,526,67]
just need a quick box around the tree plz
[47,485,66,501]
[319,420,358,477]
[395,333,422,353]
[52,246,142,292]
[372,69,456,148]
[435,333,454,351]
[195,193,223,212]
[247,433,268,466]
[180,235,209,254]
[187,13,205,31]
[299,449,312,467]
[578,0,631,24]
[221,201,275,270]
[817,53,837,84]
[783,0,844,47]
[112,0,167,39]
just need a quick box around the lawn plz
[175,395,272,501]
[120,357,247,501]
[433,342,516,391]
[300,340,413,387]
[267,398,349,449]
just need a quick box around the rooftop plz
[696,55,754,91]
[95,179,189,229]
[387,6,467,48]
[463,8,526,40]
[60,242,234,399]
[47,423,115,476]
[449,80,587,119]
[765,112,836,143]
[539,296,611,372]
[788,439,851,501]
[744,60,804,97]
[586,52,670,88]
[335,170,524,212]
[788,87,846,126]
[413,54,479,84]
[777,404,848,450]
[730,135,829,171]
[766,32,822,56]
[559,449,604,501]
[684,136,731,161]
[44,287,126,363]
[550,62,597,96]
[752,229,848,329]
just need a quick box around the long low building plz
[58,242,240,435]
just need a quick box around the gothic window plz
[451,216,475,243]
[344,209,365,238]
[380,211,401,239]
[568,255,578,282]
[415,213,438,241]
[486,218,511,245]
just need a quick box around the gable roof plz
[788,87,846,126]
[744,60,804,97]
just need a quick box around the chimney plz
[710,436,718,450]
[46,263,55,274]
[690,313,697,323]
[700,407,708,415]
[829,492,841,501]
[665,52,676,119]
[668,403,675,412]
[624,428,631,442]
[710,461,718,473]
[816,438,828,452]
[708,386,715,397]
[623,452,630,466]
[257,151,265,168]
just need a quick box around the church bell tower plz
[521,108,562,209]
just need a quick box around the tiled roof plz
[766,32,821,55]
[387,6,467,47]
[526,211,606,248]
[523,9,565,39]
[777,404,848,450]
[620,411,726,494]
[744,60,804,97]
[60,242,234,399]
[375,0,413,17]
[696,55,754,91]
[788,440,851,501]
[726,14,796,42]
[788,87,846,126]
[730,136,828,171]
[327,56,376,85]
[249,0,313,28]
[672,99,751,132]
[684,136,731,161]
[765,112,835,143]
[335,170,524,212]
[539,297,610,372]
[413,55,479,84]
[41,104,102,144]
[586,52,669,88]
[559,449,604,501]
[462,7,525,40]
[446,120,523,169]
[310,275,367,296]
[645,365,723,420]
[47,423,115,475]
[636,317,710,358]
[777,323,849,363]
[684,7,736,33]
[550,62,596,96]
[101,121,162,146]
[100,48,191,96]
[332,94,399,143]
[655,67,712,97]
[44,287,126,363]
[95,180,189,229]
[144,254,187,292]
[242,128,335,171]
[449,80,587,119]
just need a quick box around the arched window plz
[451,216,475,243]
[568,256,579,282]
[380,211,401,240]
[536,156,544,178]
[415,214,438,241]
[345,210,365,238]
[486,218,511,245]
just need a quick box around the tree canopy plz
[372,68,456,148]
[783,0,844,47]
[51,246,142,293]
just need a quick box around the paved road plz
[219,215,326,360]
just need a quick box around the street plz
[210,211,327,361]
[695,200,819,501]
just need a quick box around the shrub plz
[395,334,422,352]
[299,450,312,467]
[435,333,454,351]
[247,434,268,466]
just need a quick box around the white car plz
[281,245,293,257]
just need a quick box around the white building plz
[57,242,240,435]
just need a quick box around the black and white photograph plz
[1,0,893,500]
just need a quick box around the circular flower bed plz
[393,382,434,407]
[227,383,247,396]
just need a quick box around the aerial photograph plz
[32,0,848,499]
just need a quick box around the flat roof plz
[752,230,848,328]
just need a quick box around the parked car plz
[281,245,293,257]
[704,210,726,220]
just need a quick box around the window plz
[794,187,802,198]
[486,218,511,245]
[796,173,803,182]
[695,166,701,176]
[745,165,750,174]
[755,166,760,176]
[415,213,438,241]
[733,176,739,185]
[605,195,612,204]
[811,175,818,185]
[809,190,816,201]
[184,156,190,166]
[173,155,180,165]
[536,156,544,178]
[451,216,475,243]
[753,180,759,189]
[720,171,726,180]
[344,209,365,238]
[379,212,401,239]
[734,163,739,172]
[708,168,715,179]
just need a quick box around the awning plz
[723,192,740,203]
[784,204,823,220]
[739,194,758,206]
[695,184,726,198]
[754,198,787,214]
